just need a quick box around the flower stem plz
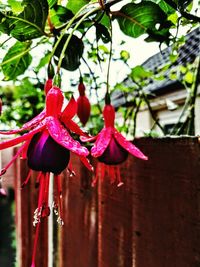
[49,4,99,72]
[106,15,113,96]
[56,6,100,74]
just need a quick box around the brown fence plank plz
[15,138,200,267]
[98,137,200,267]
[60,154,98,267]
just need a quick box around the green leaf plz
[0,12,11,34]
[5,0,49,41]
[159,0,176,14]
[54,34,84,71]
[8,0,23,13]
[120,50,130,62]
[130,66,153,81]
[184,71,194,84]
[66,0,90,14]
[2,41,32,80]
[114,2,167,38]
[49,5,73,27]
[168,13,178,25]
[96,23,111,43]
[48,0,57,8]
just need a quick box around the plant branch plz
[163,0,200,22]
[56,7,100,73]
[106,15,113,95]
[82,57,102,114]
[141,91,165,134]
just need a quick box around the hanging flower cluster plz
[0,81,93,267]
[81,99,148,186]
[0,79,147,267]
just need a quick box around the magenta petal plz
[114,130,148,160]
[61,96,77,121]
[46,117,89,156]
[0,124,45,150]
[23,109,46,128]
[63,119,89,137]
[0,110,45,135]
[91,127,113,157]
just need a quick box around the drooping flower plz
[77,80,91,126]
[0,84,93,267]
[82,103,148,186]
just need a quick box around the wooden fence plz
[14,137,200,267]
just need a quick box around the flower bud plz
[77,82,91,125]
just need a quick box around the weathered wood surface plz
[98,137,200,267]
[60,155,98,267]
[15,138,200,267]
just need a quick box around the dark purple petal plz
[27,131,70,174]
[98,136,128,165]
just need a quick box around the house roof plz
[112,26,200,108]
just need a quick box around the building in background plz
[112,27,200,137]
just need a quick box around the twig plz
[163,0,200,22]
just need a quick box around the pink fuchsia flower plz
[0,86,92,174]
[77,81,91,126]
[0,84,93,267]
[82,104,148,186]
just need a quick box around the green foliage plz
[96,23,111,43]
[66,0,90,14]
[115,2,169,39]
[48,0,57,8]
[130,66,153,81]
[54,34,84,71]
[2,41,32,80]
[0,0,199,136]
[8,0,23,13]
[0,0,49,41]
[0,78,45,127]
[49,5,74,27]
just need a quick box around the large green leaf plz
[49,5,74,27]
[115,2,167,38]
[4,0,48,41]
[66,0,90,14]
[2,41,32,80]
[54,34,84,71]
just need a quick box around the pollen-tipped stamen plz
[54,174,64,226]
